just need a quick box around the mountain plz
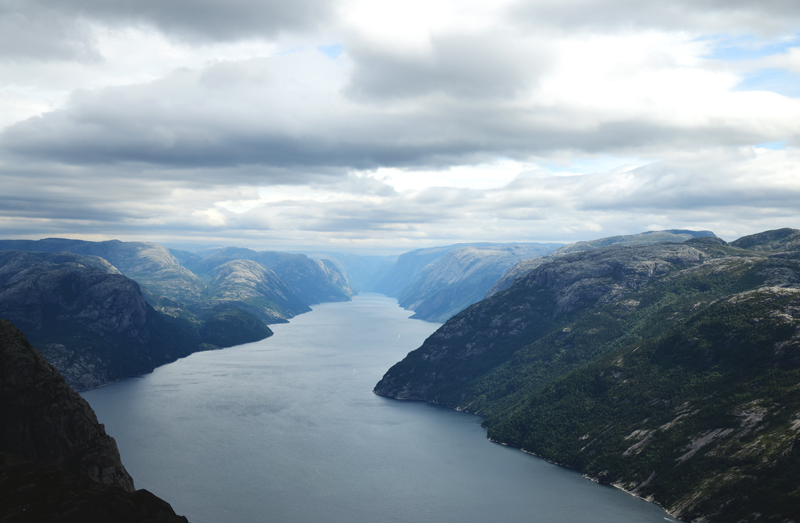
[182,246,354,304]
[0,238,206,305]
[375,229,800,522]
[486,229,716,298]
[0,319,188,522]
[0,250,268,390]
[373,242,562,322]
[200,258,311,323]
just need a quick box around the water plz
[82,294,675,523]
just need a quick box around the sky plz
[1,0,799,254]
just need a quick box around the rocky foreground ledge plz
[0,319,189,522]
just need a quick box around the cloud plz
[0,0,333,62]
[507,0,800,35]
[3,39,799,177]
[345,32,549,100]
[1,1,799,251]
[0,4,99,61]
[2,146,798,250]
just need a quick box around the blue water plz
[83,294,676,523]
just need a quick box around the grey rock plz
[0,319,134,492]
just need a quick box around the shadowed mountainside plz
[0,250,269,390]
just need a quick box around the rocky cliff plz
[0,319,188,522]
[206,259,310,322]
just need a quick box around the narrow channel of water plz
[83,294,675,523]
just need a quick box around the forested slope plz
[375,229,800,522]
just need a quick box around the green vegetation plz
[376,229,800,522]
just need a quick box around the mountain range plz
[3,228,798,521]
[0,239,354,390]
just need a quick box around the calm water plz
[83,294,675,523]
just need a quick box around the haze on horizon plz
[1,0,799,255]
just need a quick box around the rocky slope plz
[486,229,716,298]
[0,319,188,522]
[373,242,562,322]
[0,251,214,390]
[375,229,800,522]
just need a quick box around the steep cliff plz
[0,319,188,522]
[0,319,133,490]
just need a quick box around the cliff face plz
[0,319,133,491]
[375,229,800,522]
[0,319,189,522]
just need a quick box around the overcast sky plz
[1,0,799,253]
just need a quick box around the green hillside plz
[375,229,800,522]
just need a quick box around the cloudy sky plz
[1,0,799,253]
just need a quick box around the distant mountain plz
[303,252,396,293]
[486,229,716,298]
[0,251,268,390]
[0,319,188,522]
[373,243,562,322]
[0,238,206,304]
[182,246,354,304]
[203,259,310,323]
[375,229,800,522]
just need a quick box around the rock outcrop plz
[0,319,188,522]
[0,319,133,490]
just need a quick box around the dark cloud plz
[0,3,99,61]
[2,51,792,178]
[508,0,800,35]
[346,33,550,100]
[0,0,332,61]
[71,0,332,41]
